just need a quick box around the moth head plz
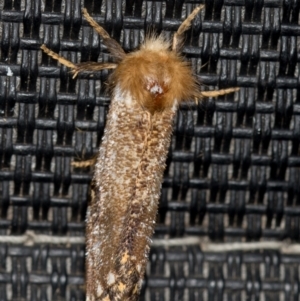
[109,36,200,114]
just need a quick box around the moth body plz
[40,5,238,301]
[86,37,198,300]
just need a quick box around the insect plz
[41,5,238,301]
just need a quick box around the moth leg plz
[41,44,77,69]
[69,61,117,78]
[172,5,205,52]
[41,45,117,78]
[82,8,126,61]
[172,6,239,98]
[200,87,240,98]
[72,156,98,168]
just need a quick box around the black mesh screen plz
[0,0,300,300]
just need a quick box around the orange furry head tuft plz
[109,36,200,114]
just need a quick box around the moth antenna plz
[41,44,117,78]
[200,87,240,98]
[82,8,126,61]
[172,5,205,52]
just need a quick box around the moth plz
[41,5,238,301]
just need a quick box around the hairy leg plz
[200,87,240,98]
[40,45,117,78]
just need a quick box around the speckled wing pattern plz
[86,91,175,300]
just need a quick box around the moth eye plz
[145,79,164,96]
[145,79,169,98]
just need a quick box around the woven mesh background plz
[0,0,300,300]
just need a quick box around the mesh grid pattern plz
[0,0,300,299]
[0,245,300,301]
